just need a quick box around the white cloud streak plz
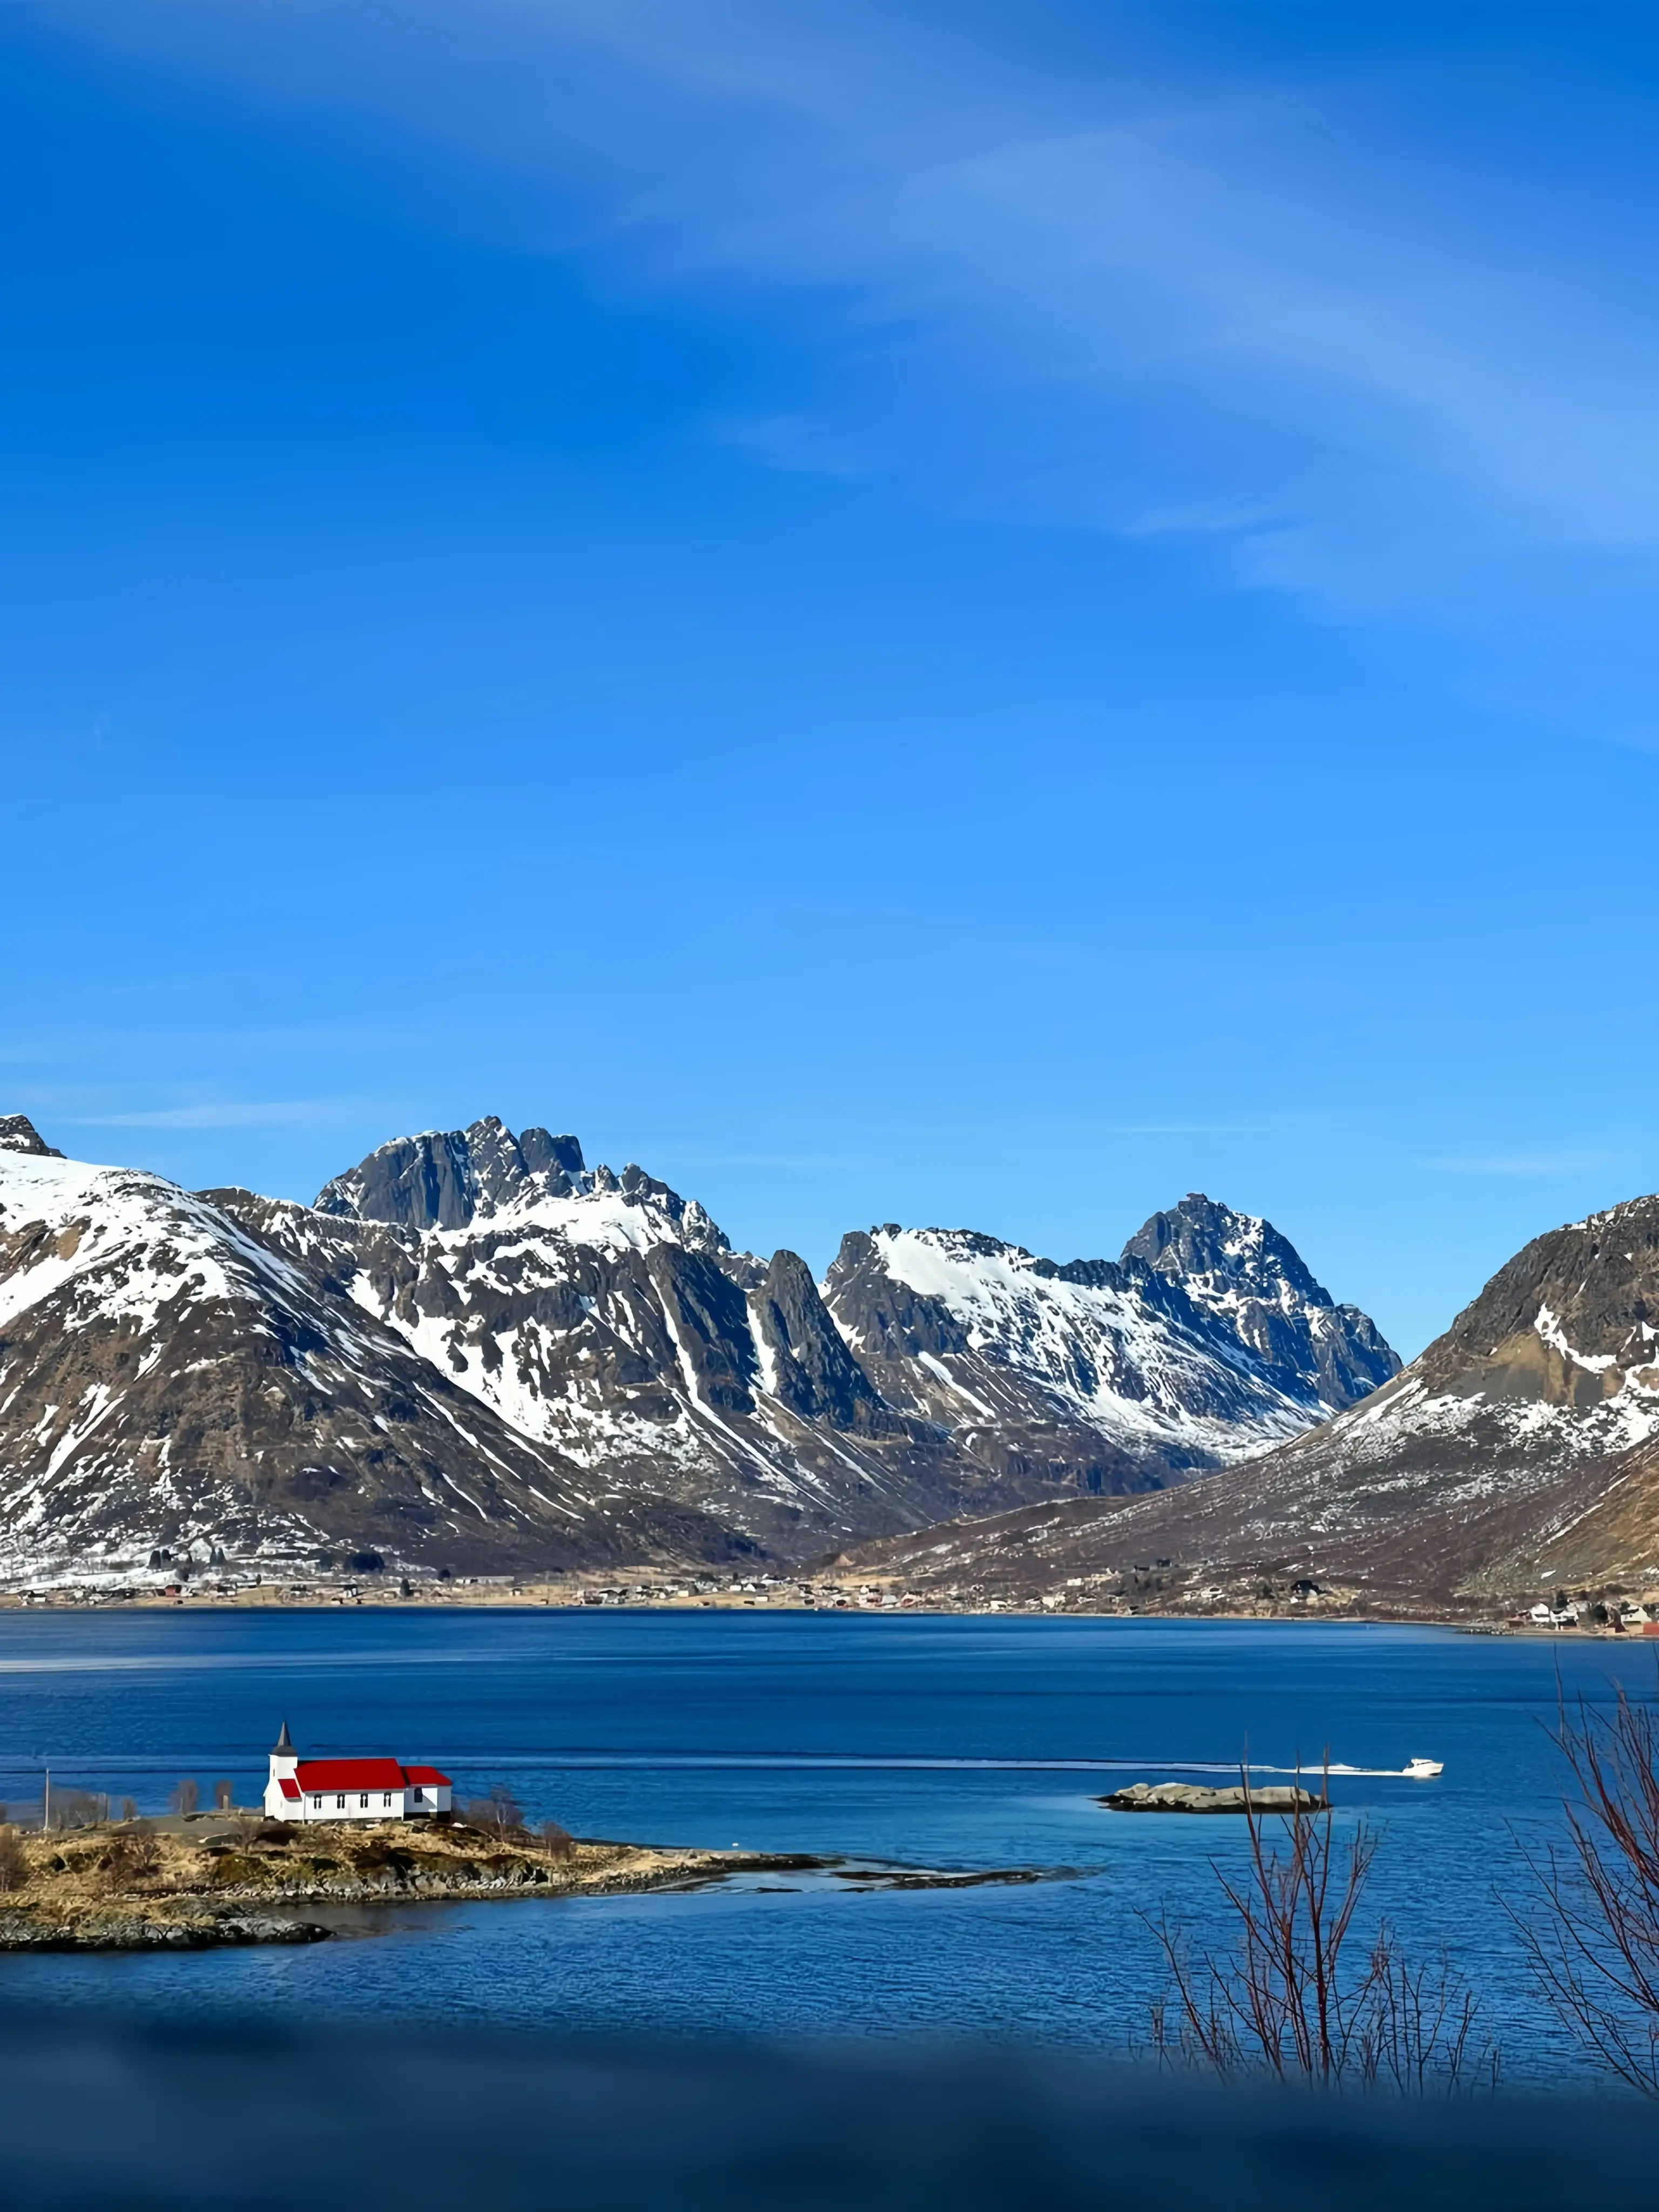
[1415,1151,1623,1177]
[63,1100,364,1130]
[48,0,1659,610]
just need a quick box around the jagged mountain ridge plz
[831,1193,1659,1609]
[0,1116,64,1159]
[1122,1193,1398,1412]
[818,1198,1398,1494]
[216,1126,956,1561]
[0,1121,745,1584]
[0,1111,1399,1581]
[313,1118,729,1252]
[237,1123,1398,1548]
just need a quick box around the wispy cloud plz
[1415,1151,1622,1177]
[705,411,874,478]
[53,1,1659,617]
[62,1100,366,1131]
[1111,1121,1288,1138]
[710,1152,860,1171]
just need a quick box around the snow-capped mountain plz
[1121,1194,1399,1412]
[831,1194,1659,1610]
[0,1117,745,1584]
[820,1200,1397,1494]
[313,1118,729,1252]
[0,1110,1401,1583]
[227,1123,1110,1557]
[221,1120,1024,1556]
[226,1123,1399,1551]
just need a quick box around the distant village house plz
[263,1722,453,1822]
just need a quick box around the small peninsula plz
[0,1812,1032,1950]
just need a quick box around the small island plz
[1101,1781,1328,1815]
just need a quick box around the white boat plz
[1403,1757,1444,1779]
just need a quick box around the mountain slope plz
[231,1125,1399,1554]
[1122,1194,1399,1413]
[0,1110,1402,1584]
[219,1120,986,1559]
[831,1195,1659,1609]
[0,1118,745,1583]
[820,1198,1397,1496]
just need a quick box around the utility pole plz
[42,1764,50,1835]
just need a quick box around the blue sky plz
[5,1,1659,1355]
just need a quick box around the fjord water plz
[0,1609,1651,2081]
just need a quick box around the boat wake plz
[368,1754,1440,1779]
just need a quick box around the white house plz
[263,1722,453,1823]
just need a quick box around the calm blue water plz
[0,1609,1651,2080]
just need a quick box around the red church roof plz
[289,1759,454,1793]
[278,1777,301,1800]
[294,1759,412,1792]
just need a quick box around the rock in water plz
[1100,1781,1327,1815]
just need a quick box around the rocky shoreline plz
[0,1813,1035,1951]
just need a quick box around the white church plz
[263,1722,453,1823]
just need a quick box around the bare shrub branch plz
[103,1826,160,1892]
[464,1785,525,1843]
[1509,1678,1659,2093]
[0,1826,29,1893]
[1145,1761,1493,2092]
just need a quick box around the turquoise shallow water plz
[0,1608,1651,2080]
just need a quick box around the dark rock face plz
[1122,1193,1400,1411]
[821,1213,1397,1500]
[1417,1196,1659,1398]
[314,1117,591,1231]
[826,1231,973,1365]
[836,1195,1659,1610]
[0,1148,747,1583]
[749,1250,894,1431]
[0,1115,63,1158]
[0,1114,1402,1584]
[645,1245,757,1416]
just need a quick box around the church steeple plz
[264,1721,301,1819]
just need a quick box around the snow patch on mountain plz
[0,1135,749,1588]
[867,1226,1313,1458]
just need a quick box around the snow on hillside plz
[824,1224,1341,1479]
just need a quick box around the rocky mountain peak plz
[312,1116,730,1255]
[1419,1190,1659,1400]
[314,1116,588,1230]
[1120,1192,1399,1413]
[1122,1192,1325,1310]
[0,1115,64,1158]
[893,1188,1659,1614]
